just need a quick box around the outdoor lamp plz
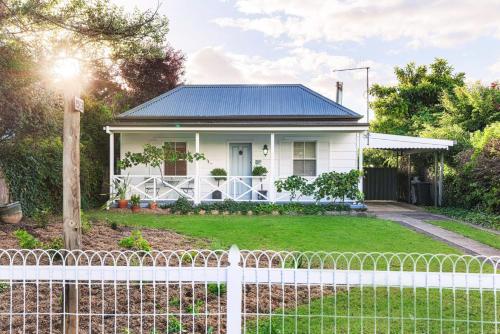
[262,144,269,157]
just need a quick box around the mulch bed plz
[0,217,207,251]
[0,218,334,333]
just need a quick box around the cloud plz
[489,59,500,74]
[185,46,393,116]
[215,0,500,48]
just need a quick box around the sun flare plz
[52,57,81,80]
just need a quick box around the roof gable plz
[117,84,362,120]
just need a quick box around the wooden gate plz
[363,167,398,201]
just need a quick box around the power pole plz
[62,81,83,334]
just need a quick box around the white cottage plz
[105,84,454,205]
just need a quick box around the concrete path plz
[366,202,500,257]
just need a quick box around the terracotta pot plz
[131,205,140,213]
[149,202,158,210]
[118,199,129,209]
[0,202,23,224]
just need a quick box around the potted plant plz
[210,168,227,200]
[252,166,268,200]
[114,178,130,209]
[149,201,158,209]
[130,194,141,213]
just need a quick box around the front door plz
[229,143,252,200]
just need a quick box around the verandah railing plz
[111,175,329,203]
[112,175,273,203]
[0,247,498,333]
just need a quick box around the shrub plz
[252,165,268,176]
[274,176,313,200]
[312,170,363,203]
[13,229,43,249]
[207,283,227,296]
[81,211,92,234]
[45,237,64,250]
[210,168,227,185]
[107,218,118,230]
[118,230,151,252]
[32,208,51,228]
[172,197,192,214]
[13,229,64,250]
[185,300,204,314]
[167,316,183,334]
[426,206,499,230]
[169,297,180,307]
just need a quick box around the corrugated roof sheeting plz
[367,133,455,150]
[117,84,361,119]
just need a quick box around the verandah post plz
[107,127,114,207]
[269,133,275,203]
[227,245,242,334]
[194,132,200,205]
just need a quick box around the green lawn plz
[427,220,500,250]
[91,211,459,254]
[245,288,498,334]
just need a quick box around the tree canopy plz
[0,0,185,213]
[370,58,465,136]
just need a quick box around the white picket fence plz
[0,247,498,333]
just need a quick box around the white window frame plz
[292,141,317,176]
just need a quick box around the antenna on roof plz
[332,66,370,144]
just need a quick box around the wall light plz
[262,144,269,157]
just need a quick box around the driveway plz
[366,201,500,257]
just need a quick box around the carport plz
[363,132,455,206]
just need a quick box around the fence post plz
[227,245,242,334]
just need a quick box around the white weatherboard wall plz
[119,131,359,177]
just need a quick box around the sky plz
[119,0,500,117]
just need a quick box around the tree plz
[0,43,61,143]
[440,82,500,133]
[120,46,185,106]
[370,58,465,136]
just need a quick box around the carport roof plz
[366,132,455,151]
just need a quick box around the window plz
[164,142,187,176]
[293,141,316,176]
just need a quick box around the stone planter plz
[0,202,23,224]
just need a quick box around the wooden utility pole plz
[62,81,82,334]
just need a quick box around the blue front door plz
[229,143,252,200]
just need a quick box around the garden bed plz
[0,217,206,251]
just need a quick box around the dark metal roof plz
[116,84,362,120]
